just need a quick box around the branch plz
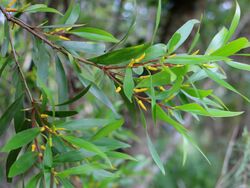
[0,6,99,68]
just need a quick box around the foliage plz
[0,0,250,187]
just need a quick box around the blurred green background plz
[1,0,250,187]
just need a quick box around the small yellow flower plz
[58,35,70,41]
[40,114,48,118]
[182,84,190,88]
[139,75,150,79]
[134,88,149,93]
[202,64,216,68]
[175,64,184,67]
[168,54,177,58]
[5,8,17,12]
[158,86,165,91]
[40,145,46,150]
[192,49,200,55]
[31,144,36,152]
[40,126,46,132]
[128,59,135,67]
[135,53,146,63]
[115,86,122,93]
[7,0,17,8]
[147,66,158,71]
[137,100,147,111]
[38,153,43,158]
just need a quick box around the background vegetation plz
[1,0,250,187]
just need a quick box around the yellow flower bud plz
[191,49,200,55]
[133,88,149,93]
[168,54,177,58]
[58,35,70,41]
[38,153,43,158]
[31,144,36,152]
[115,86,122,93]
[40,114,48,118]
[137,100,147,111]
[135,53,146,63]
[40,127,46,132]
[139,75,150,79]
[7,0,17,8]
[147,66,158,71]
[202,64,216,68]
[128,59,135,67]
[158,86,165,91]
[5,8,17,12]
[40,145,46,150]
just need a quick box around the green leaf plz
[146,133,165,175]
[152,0,161,43]
[69,27,119,43]
[32,39,50,87]
[91,119,124,141]
[43,143,53,168]
[26,173,42,188]
[54,149,94,163]
[56,85,91,106]
[224,1,241,44]
[0,94,24,136]
[211,38,249,57]
[8,152,38,177]
[167,19,200,53]
[166,55,229,65]
[45,110,78,117]
[181,88,213,99]
[57,176,74,188]
[136,70,171,88]
[56,55,68,110]
[1,21,9,57]
[62,3,80,24]
[123,68,134,102]
[0,58,9,79]
[168,33,181,54]
[24,4,63,15]
[143,44,167,61]
[90,43,150,65]
[56,118,113,130]
[57,164,113,178]
[175,103,243,117]
[205,69,250,102]
[6,148,21,182]
[107,151,137,161]
[1,128,40,152]
[225,61,250,71]
[205,27,229,54]
[62,135,112,167]
[155,105,210,164]
[58,41,105,55]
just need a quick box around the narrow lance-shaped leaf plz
[24,4,63,15]
[225,61,250,71]
[91,119,124,141]
[205,69,250,102]
[8,152,38,177]
[1,128,40,152]
[224,1,241,44]
[155,105,211,164]
[152,0,161,43]
[69,27,119,43]
[0,94,24,136]
[123,68,134,102]
[56,85,91,106]
[26,173,42,188]
[146,133,165,175]
[62,135,112,167]
[211,37,249,57]
[166,19,200,53]
[90,43,150,65]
